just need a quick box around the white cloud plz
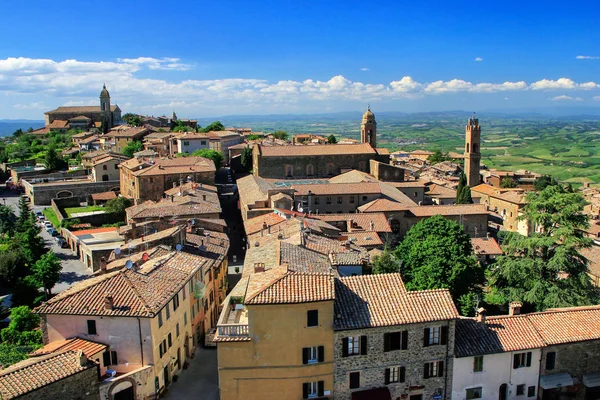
[551,95,583,101]
[474,57,483,62]
[504,97,509,100]
[576,55,600,60]
[424,79,527,93]
[390,76,422,93]
[359,67,370,71]
[593,96,600,101]
[117,57,192,70]
[13,102,47,110]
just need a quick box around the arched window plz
[466,143,470,153]
[306,164,314,176]
[103,165,108,170]
[285,165,293,177]
[326,163,335,176]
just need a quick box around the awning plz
[351,387,392,400]
[540,373,574,389]
[584,372,600,388]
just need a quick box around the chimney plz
[104,294,114,311]
[267,224,271,234]
[509,301,522,316]
[197,227,205,236]
[476,307,486,325]
[100,257,107,274]
[348,219,354,232]
[486,232,491,240]
[77,350,88,367]
[254,263,265,273]
[141,234,144,242]
[369,220,374,231]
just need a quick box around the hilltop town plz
[0,85,599,400]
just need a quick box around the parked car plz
[55,235,65,243]
[48,228,59,237]
[57,238,69,248]
[21,194,29,202]
[44,221,53,231]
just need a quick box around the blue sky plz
[1,0,599,119]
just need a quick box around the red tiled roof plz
[120,156,216,176]
[244,213,286,236]
[90,191,117,201]
[46,105,118,114]
[471,237,503,256]
[259,143,376,157]
[527,306,600,345]
[31,337,107,358]
[311,213,392,233]
[0,351,96,399]
[406,204,488,217]
[334,274,459,330]
[245,269,335,305]
[358,198,411,213]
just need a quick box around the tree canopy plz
[271,130,289,141]
[455,172,473,204]
[428,150,448,164]
[395,215,483,316]
[240,146,253,172]
[372,247,398,274]
[31,252,62,298]
[122,113,143,127]
[500,177,518,188]
[191,148,224,170]
[327,134,337,144]
[105,197,133,220]
[122,140,144,158]
[487,185,599,311]
[534,175,560,191]
[199,121,225,133]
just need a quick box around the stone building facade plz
[464,116,481,187]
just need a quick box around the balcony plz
[215,295,250,341]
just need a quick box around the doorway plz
[499,383,508,400]
[409,395,423,400]
[163,365,170,388]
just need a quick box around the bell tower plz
[464,114,481,187]
[360,105,377,148]
[99,84,112,128]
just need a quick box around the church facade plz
[44,85,122,132]
[253,107,390,179]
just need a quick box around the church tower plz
[99,84,112,128]
[464,114,481,187]
[361,106,377,148]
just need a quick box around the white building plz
[176,132,210,154]
[452,307,544,400]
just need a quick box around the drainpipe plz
[444,319,450,399]
[137,317,144,366]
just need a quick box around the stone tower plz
[99,84,112,127]
[464,114,481,187]
[361,106,377,148]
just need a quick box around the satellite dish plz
[176,244,183,251]
[115,248,121,255]
[125,260,133,269]
[191,219,196,225]
[142,253,149,262]
[198,245,206,252]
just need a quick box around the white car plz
[44,221,53,230]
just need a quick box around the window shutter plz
[384,368,390,385]
[441,325,448,345]
[400,366,406,383]
[342,338,349,357]
[318,381,324,397]
[318,346,325,362]
[302,348,309,365]
[423,328,430,347]
[526,352,532,367]
[423,363,429,379]
[302,383,309,399]
[102,351,111,366]
[438,361,444,377]
[513,354,519,369]
[401,331,408,350]
[383,333,390,352]
[360,335,368,355]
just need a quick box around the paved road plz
[0,188,91,294]
[163,347,219,400]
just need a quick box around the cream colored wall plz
[218,301,335,400]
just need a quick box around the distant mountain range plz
[0,120,44,136]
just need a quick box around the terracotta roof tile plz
[120,156,215,176]
[31,337,107,358]
[471,237,503,256]
[343,231,383,247]
[90,191,117,201]
[311,213,392,233]
[334,274,458,330]
[527,306,600,345]
[46,105,118,114]
[406,204,488,217]
[0,351,96,399]
[244,213,286,236]
[245,269,335,305]
[259,143,376,157]
[358,198,411,213]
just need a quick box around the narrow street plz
[162,347,219,400]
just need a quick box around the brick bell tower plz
[361,105,377,148]
[464,113,481,187]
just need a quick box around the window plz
[423,361,444,378]
[337,196,343,204]
[201,141,207,145]
[162,339,167,355]
[473,356,483,372]
[513,352,532,369]
[87,320,97,335]
[176,323,180,337]
[306,164,314,176]
[158,310,163,327]
[168,333,172,348]
[302,381,324,399]
[528,386,536,397]
[102,351,118,366]
[349,196,355,204]
[385,366,406,384]
[172,294,179,310]
[546,351,556,370]
[349,372,360,389]
[285,165,293,177]
[314,197,320,205]
[326,197,332,204]
[183,141,190,146]
[384,331,408,352]
[166,304,170,320]
[516,384,525,396]
[343,335,367,356]
[114,164,118,170]
[302,346,324,364]
[209,290,214,303]
[307,310,318,327]
[466,387,483,399]
[183,286,186,300]
[424,326,448,347]
[103,164,108,170]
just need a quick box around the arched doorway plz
[109,378,136,400]
[499,383,507,400]
[56,190,73,198]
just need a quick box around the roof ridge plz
[39,270,121,307]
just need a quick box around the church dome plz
[100,84,110,98]
[362,107,375,120]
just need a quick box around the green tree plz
[327,134,337,144]
[173,121,187,132]
[15,197,31,233]
[395,215,483,316]
[191,148,224,170]
[455,172,473,204]
[1,306,43,346]
[122,140,144,158]
[13,219,46,266]
[44,146,59,171]
[0,342,41,367]
[100,115,110,134]
[428,150,448,164]
[30,252,62,298]
[0,205,16,235]
[200,121,225,133]
[271,130,289,140]
[534,175,559,191]
[500,177,518,188]
[372,247,398,274]
[240,146,253,172]
[0,250,27,289]
[105,197,133,220]
[246,134,262,141]
[122,113,143,127]
[487,185,598,311]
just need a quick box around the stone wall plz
[370,160,405,182]
[255,153,378,179]
[99,365,154,400]
[12,168,87,184]
[18,364,99,400]
[334,320,455,400]
[23,179,120,205]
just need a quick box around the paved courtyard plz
[163,347,219,400]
